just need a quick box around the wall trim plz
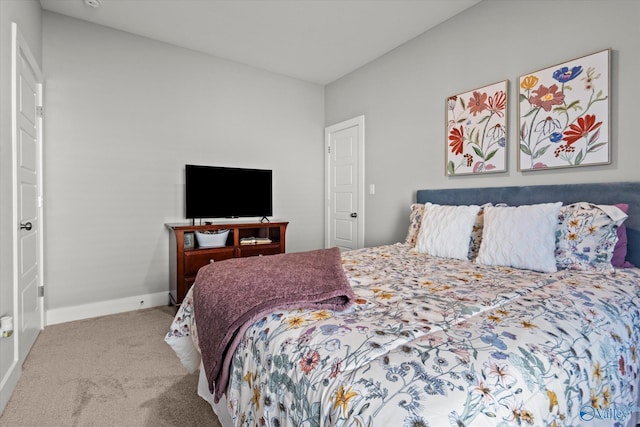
[0,360,20,416]
[45,291,170,326]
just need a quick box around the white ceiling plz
[39,0,481,85]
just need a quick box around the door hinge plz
[327,145,331,154]
[38,286,44,297]
[36,106,44,118]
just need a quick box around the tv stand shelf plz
[165,221,288,305]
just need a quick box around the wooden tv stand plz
[166,221,288,305]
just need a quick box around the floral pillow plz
[467,203,492,259]
[611,203,634,268]
[405,203,424,247]
[555,202,628,273]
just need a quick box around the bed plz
[166,181,640,427]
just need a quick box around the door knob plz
[20,222,32,231]
[350,212,358,218]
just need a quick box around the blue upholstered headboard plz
[416,181,640,267]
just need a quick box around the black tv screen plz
[185,165,273,219]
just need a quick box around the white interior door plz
[12,22,44,364]
[325,116,365,250]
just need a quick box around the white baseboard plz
[45,291,170,326]
[0,360,20,416]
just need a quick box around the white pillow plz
[476,202,562,273]
[414,203,481,260]
[164,334,201,373]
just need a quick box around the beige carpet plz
[0,306,222,427]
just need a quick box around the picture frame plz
[183,232,195,249]
[518,48,610,171]
[446,80,508,176]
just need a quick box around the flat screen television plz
[185,164,273,220]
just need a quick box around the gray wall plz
[0,0,42,412]
[325,0,640,247]
[42,12,325,312]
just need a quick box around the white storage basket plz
[195,229,229,248]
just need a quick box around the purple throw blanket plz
[193,247,355,402]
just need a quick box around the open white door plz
[325,116,365,250]
[12,22,44,364]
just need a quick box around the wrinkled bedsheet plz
[166,243,640,426]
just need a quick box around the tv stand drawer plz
[238,244,281,258]
[184,247,235,276]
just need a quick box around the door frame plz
[324,115,365,249]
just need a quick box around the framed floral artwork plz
[518,49,610,171]
[446,80,507,176]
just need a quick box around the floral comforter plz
[166,243,640,427]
